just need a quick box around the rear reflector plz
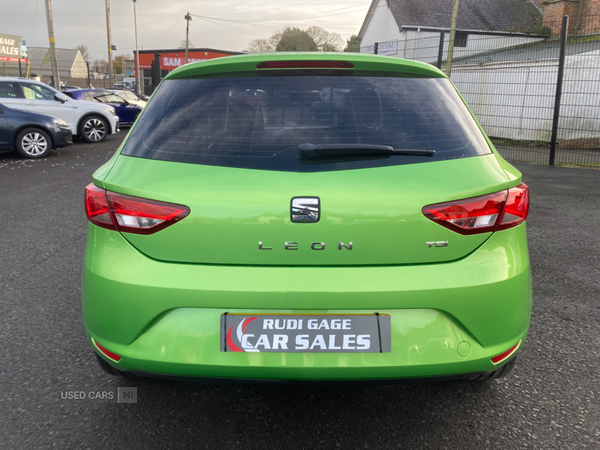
[491,340,521,364]
[257,61,354,70]
[422,183,529,235]
[85,183,190,235]
[92,338,122,362]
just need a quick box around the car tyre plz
[15,127,52,159]
[80,115,108,143]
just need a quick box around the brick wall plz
[580,0,600,33]
[583,0,600,16]
[542,1,580,35]
[541,0,600,36]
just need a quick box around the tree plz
[76,44,90,61]
[246,38,274,52]
[92,58,108,74]
[275,27,318,52]
[344,35,360,53]
[179,40,195,49]
[246,27,344,53]
[306,26,344,52]
[246,31,283,53]
[113,54,133,74]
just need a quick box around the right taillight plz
[422,183,529,235]
[497,183,529,230]
[85,183,190,235]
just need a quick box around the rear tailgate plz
[100,153,509,266]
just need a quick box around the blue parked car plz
[0,103,72,159]
[65,89,142,126]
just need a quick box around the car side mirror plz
[54,92,68,103]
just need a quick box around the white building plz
[28,47,87,78]
[357,0,546,63]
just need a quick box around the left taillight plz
[85,183,190,235]
[422,183,529,235]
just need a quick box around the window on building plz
[454,31,468,48]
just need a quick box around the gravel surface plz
[0,137,598,449]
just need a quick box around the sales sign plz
[0,33,28,62]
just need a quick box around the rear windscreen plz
[121,76,492,172]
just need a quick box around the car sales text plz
[242,318,370,350]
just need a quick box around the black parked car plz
[0,103,73,159]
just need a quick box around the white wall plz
[363,28,543,63]
[70,52,88,78]
[400,31,544,63]
[452,51,600,141]
[360,0,402,50]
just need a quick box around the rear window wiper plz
[298,143,436,159]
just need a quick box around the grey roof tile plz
[387,0,542,32]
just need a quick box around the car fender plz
[76,112,111,132]
[13,124,56,149]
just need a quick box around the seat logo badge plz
[291,197,320,223]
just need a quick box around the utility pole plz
[185,12,192,64]
[105,0,114,87]
[445,0,460,77]
[86,60,90,88]
[133,0,141,94]
[44,0,61,87]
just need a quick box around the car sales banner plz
[221,314,391,353]
[0,33,28,63]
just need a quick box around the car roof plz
[0,76,30,81]
[72,89,112,93]
[0,76,47,85]
[166,52,446,80]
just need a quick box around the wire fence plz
[2,15,599,167]
[361,14,600,168]
[0,49,137,91]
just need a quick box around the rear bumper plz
[82,225,531,380]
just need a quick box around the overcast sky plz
[2,0,371,59]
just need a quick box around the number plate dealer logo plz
[221,314,391,353]
[291,197,320,223]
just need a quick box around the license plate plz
[220,314,391,353]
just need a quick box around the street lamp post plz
[133,0,141,95]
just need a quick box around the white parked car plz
[0,77,119,143]
[110,89,147,109]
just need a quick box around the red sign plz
[0,56,28,63]
[135,50,235,73]
[161,56,206,69]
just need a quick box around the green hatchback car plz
[82,53,531,382]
